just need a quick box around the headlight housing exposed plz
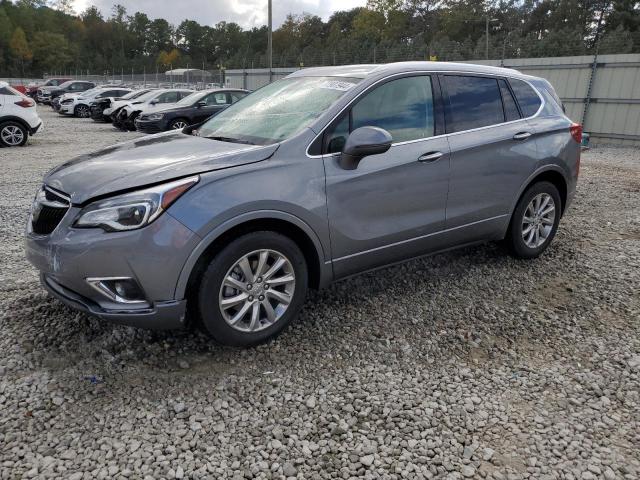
[74,176,199,232]
[145,113,164,121]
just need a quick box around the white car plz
[58,86,132,117]
[103,89,157,117]
[113,89,193,130]
[0,81,43,147]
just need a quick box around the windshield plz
[131,90,161,103]
[123,89,147,100]
[198,76,360,145]
[175,91,206,106]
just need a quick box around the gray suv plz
[25,62,580,346]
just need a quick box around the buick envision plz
[25,62,580,346]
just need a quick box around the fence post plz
[582,49,599,130]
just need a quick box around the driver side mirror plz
[197,101,206,108]
[338,126,392,170]
[150,99,158,105]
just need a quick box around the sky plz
[71,0,368,29]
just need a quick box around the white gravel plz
[0,108,639,479]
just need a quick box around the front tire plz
[196,232,308,346]
[0,122,28,147]
[169,118,189,130]
[506,181,561,259]
[74,104,91,118]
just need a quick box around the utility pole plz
[486,17,499,60]
[268,0,273,81]
[485,17,489,59]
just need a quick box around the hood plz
[45,132,279,204]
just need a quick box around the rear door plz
[323,74,451,277]
[441,74,538,238]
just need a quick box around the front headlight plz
[74,176,199,232]
[145,113,164,121]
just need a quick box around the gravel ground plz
[0,108,639,480]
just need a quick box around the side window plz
[0,87,18,95]
[230,92,247,102]
[351,76,435,144]
[444,75,504,133]
[509,79,542,117]
[325,114,350,154]
[498,79,520,122]
[214,93,228,104]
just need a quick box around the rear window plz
[509,79,542,117]
[444,75,504,133]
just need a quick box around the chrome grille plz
[31,186,70,235]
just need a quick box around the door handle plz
[513,131,532,140]
[418,151,444,162]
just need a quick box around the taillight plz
[15,98,34,108]
[570,123,582,143]
[570,123,582,176]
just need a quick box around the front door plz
[323,74,451,278]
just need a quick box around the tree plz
[157,48,179,68]
[10,27,32,76]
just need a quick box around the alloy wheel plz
[218,249,296,333]
[522,193,556,248]
[171,120,188,129]
[1,125,25,146]
[76,105,90,118]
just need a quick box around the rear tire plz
[0,122,28,147]
[506,181,561,259]
[196,231,308,346]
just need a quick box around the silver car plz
[25,62,581,346]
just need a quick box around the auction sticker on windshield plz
[318,80,355,91]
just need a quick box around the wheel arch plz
[175,211,330,302]
[511,166,569,218]
[0,116,30,132]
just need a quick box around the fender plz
[0,115,31,131]
[173,209,331,299]
[509,164,569,214]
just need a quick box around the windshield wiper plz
[208,135,255,145]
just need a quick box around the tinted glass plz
[498,79,520,121]
[230,92,247,102]
[198,76,360,145]
[325,114,350,153]
[351,76,434,143]
[445,75,504,133]
[157,91,179,103]
[0,86,20,96]
[509,79,542,117]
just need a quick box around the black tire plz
[0,121,28,147]
[196,231,308,346]
[506,181,562,259]
[74,104,91,118]
[169,118,190,130]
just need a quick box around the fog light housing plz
[86,277,147,304]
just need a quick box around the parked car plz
[135,88,249,133]
[58,87,133,118]
[25,62,580,346]
[113,89,192,131]
[91,89,154,122]
[0,81,43,147]
[39,80,96,105]
[29,78,71,101]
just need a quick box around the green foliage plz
[0,0,638,77]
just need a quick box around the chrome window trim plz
[305,69,545,159]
